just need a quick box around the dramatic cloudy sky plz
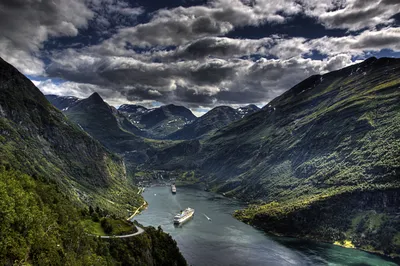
[1,0,400,114]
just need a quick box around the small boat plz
[203,213,212,221]
[174,208,195,224]
[171,184,176,194]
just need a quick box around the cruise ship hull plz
[174,208,195,225]
[173,214,193,224]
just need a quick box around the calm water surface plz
[134,186,399,266]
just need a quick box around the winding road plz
[89,225,145,239]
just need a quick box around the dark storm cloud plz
[160,37,271,61]
[215,90,268,104]
[173,87,217,106]
[381,0,400,6]
[107,14,232,49]
[43,24,400,108]
[47,53,238,90]
[182,38,236,58]
[0,0,92,50]
[191,16,227,35]
[188,62,236,85]
[99,0,300,49]
[0,0,144,75]
[310,27,400,55]
[102,68,173,87]
[122,86,165,101]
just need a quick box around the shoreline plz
[239,220,400,264]
[127,200,147,221]
[133,185,400,264]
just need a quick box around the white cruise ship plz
[171,184,176,194]
[174,208,195,224]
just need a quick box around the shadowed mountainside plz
[0,57,187,265]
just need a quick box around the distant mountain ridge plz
[47,94,260,140]
[119,104,148,114]
[45,94,80,110]
[167,104,260,140]
[119,103,197,138]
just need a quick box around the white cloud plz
[91,0,400,54]
[94,0,302,50]
[34,79,98,98]
[316,0,400,31]
[309,27,400,56]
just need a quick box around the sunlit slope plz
[201,57,399,200]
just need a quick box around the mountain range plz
[119,103,197,138]
[3,55,400,260]
[47,95,260,140]
[167,104,259,140]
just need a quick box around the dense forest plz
[0,167,186,265]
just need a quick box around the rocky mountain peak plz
[87,92,104,103]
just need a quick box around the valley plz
[1,56,399,264]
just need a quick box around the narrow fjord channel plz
[134,186,398,266]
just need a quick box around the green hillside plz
[146,57,400,256]
[202,58,399,199]
[209,57,400,256]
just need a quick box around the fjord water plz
[135,186,398,266]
